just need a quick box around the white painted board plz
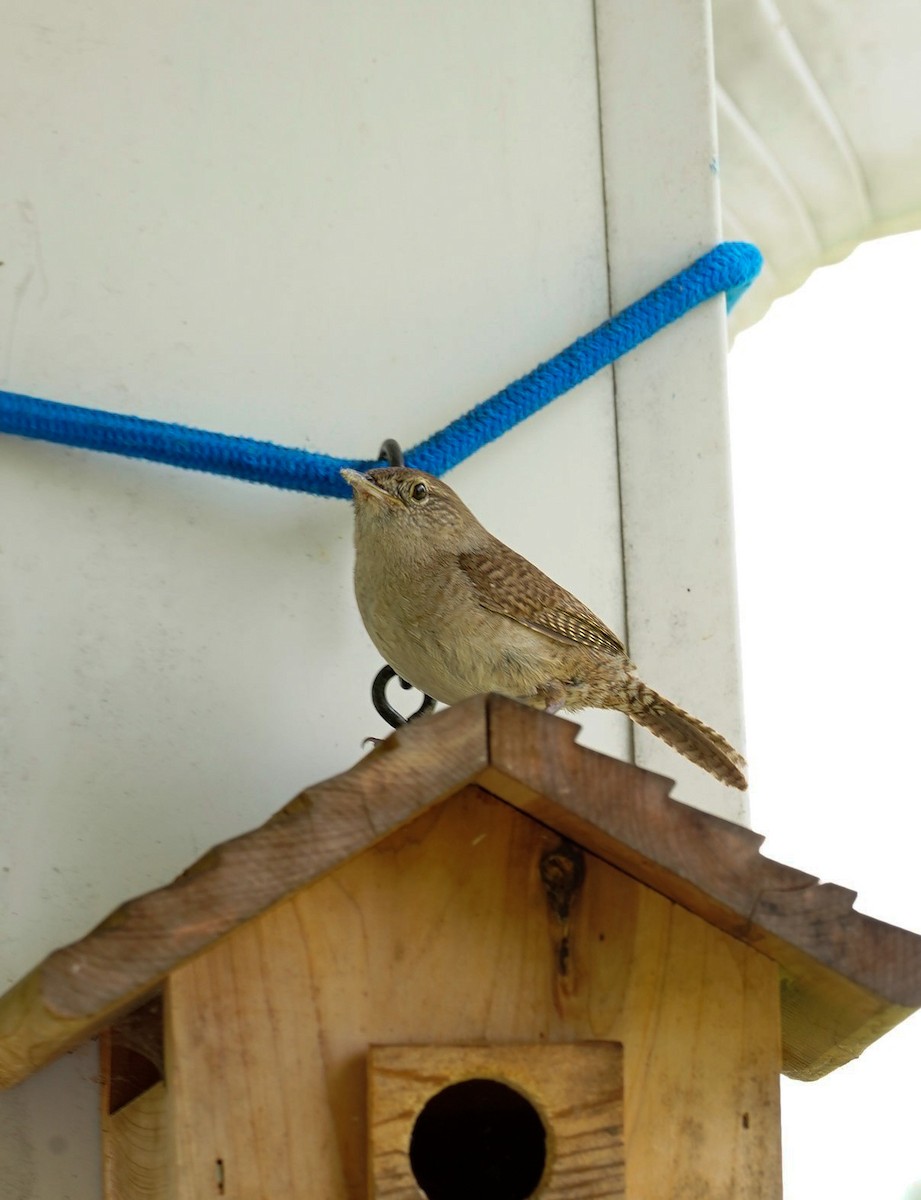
[0,3,741,1193]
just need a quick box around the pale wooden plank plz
[0,699,489,1088]
[3,696,920,1091]
[482,695,921,1077]
[0,971,104,1094]
[101,1082,169,1200]
[369,1042,624,1199]
[167,787,780,1199]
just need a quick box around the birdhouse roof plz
[2,694,920,1089]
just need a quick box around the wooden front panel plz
[369,1042,625,1198]
[165,786,781,1199]
[101,1082,169,1200]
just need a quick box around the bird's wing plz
[458,545,628,659]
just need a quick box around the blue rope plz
[0,241,761,499]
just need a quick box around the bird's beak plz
[340,468,400,506]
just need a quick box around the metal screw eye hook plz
[379,438,405,467]
[366,439,437,728]
[371,665,437,729]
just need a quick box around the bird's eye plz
[410,481,428,502]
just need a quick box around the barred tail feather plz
[618,680,748,790]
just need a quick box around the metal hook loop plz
[379,438,405,467]
[371,664,437,729]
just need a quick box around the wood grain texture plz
[2,694,920,1089]
[480,695,921,1078]
[166,788,780,1200]
[0,971,96,1092]
[0,699,489,1088]
[369,1042,624,1199]
[101,1082,169,1200]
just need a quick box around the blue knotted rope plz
[0,241,761,499]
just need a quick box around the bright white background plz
[729,230,921,1200]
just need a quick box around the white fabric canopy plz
[716,0,921,330]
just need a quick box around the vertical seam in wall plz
[591,0,636,766]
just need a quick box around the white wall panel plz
[0,5,621,1192]
[596,0,746,821]
[0,2,743,1192]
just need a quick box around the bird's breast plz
[353,540,555,705]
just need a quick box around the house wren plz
[342,466,746,790]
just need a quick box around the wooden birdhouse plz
[2,696,920,1199]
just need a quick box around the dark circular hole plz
[409,1077,546,1200]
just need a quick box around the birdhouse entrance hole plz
[369,1042,624,1198]
[408,1077,546,1200]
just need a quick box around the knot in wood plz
[539,841,586,921]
